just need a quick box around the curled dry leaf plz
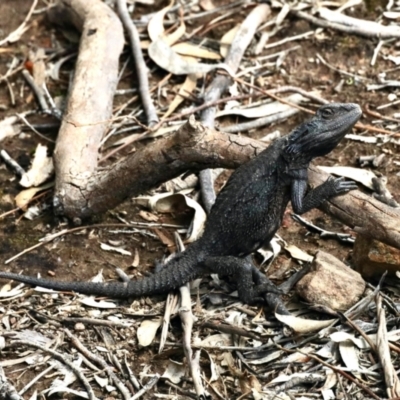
[285,244,313,262]
[148,38,233,76]
[137,317,162,347]
[330,331,368,349]
[0,116,21,142]
[147,1,174,42]
[15,181,54,210]
[162,360,186,384]
[318,166,376,190]
[338,340,362,379]
[268,372,324,385]
[19,144,54,188]
[275,313,335,333]
[163,65,198,118]
[134,192,207,242]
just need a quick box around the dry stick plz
[0,0,38,46]
[202,321,262,340]
[293,9,400,39]
[199,4,271,212]
[130,374,160,400]
[375,294,400,398]
[275,344,381,400]
[64,329,131,400]
[21,69,49,112]
[6,340,97,400]
[19,365,55,396]
[48,0,124,220]
[116,0,158,126]
[0,150,25,177]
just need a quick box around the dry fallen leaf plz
[137,317,162,346]
[285,244,313,262]
[15,181,54,210]
[0,116,21,142]
[275,313,335,333]
[20,144,54,188]
[148,38,232,76]
[135,192,207,242]
[172,42,221,60]
[163,72,198,118]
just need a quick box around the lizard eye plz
[320,107,335,119]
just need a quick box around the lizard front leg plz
[291,177,357,214]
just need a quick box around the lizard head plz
[284,103,362,161]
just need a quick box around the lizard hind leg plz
[203,256,281,305]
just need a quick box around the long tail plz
[0,246,204,299]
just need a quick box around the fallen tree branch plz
[67,116,400,250]
[308,165,400,250]
[48,0,124,221]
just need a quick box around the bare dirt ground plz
[0,0,400,399]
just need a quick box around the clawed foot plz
[330,176,358,194]
[238,280,283,305]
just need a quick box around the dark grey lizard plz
[0,103,362,304]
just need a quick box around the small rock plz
[296,251,365,311]
[353,235,400,278]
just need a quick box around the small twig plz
[292,214,355,244]
[6,340,97,400]
[0,0,38,46]
[130,374,160,400]
[375,294,400,397]
[65,329,131,400]
[202,321,262,340]
[316,53,370,82]
[223,108,298,133]
[263,30,315,50]
[293,9,400,39]
[16,113,55,143]
[165,381,197,399]
[116,0,158,127]
[0,150,26,177]
[124,355,141,391]
[19,365,54,396]
[275,344,381,400]
[21,69,49,112]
